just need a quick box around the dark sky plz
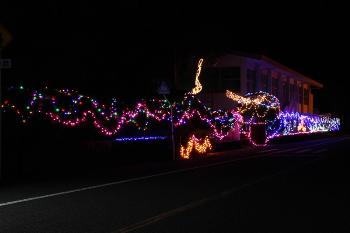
[1,1,349,123]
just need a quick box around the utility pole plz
[168,97,176,161]
[162,94,176,161]
[158,81,176,160]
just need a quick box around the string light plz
[1,86,239,140]
[267,112,340,139]
[225,90,250,105]
[180,135,212,159]
[297,117,307,132]
[226,90,280,120]
[226,90,340,146]
[115,136,168,142]
[191,58,204,95]
[1,77,341,152]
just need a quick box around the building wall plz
[240,57,315,113]
[309,92,314,114]
[199,92,236,110]
[201,54,318,113]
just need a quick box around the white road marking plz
[258,148,278,153]
[1,136,346,208]
[295,149,312,154]
[0,154,269,208]
[313,149,328,154]
[273,148,299,154]
[113,157,323,233]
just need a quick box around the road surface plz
[0,135,349,233]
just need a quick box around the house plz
[198,52,323,113]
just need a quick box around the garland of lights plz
[226,90,281,145]
[0,55,341,154]
[180,135,212,159]
[173,93,239,140]
[0,86,239,140]
[226,90,340,146]
[226,90,280,121]
[191,58,204,95]
[0,58,240,143]
[267,112,340,141]
[115,136,168,142]
[3,86,337,148]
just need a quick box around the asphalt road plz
[0,135,349,233]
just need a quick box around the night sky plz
[1,1,349,128]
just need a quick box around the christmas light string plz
[115,136,168,142]
[180,135,212,159]
[226,90,280,120]
[226,90,340,145]
[191,58,204,95]
[267,112,340,140]
[1,86,239,140]
[2,86,341,150]
[1,56,341,156]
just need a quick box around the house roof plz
[216,51,323,88]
